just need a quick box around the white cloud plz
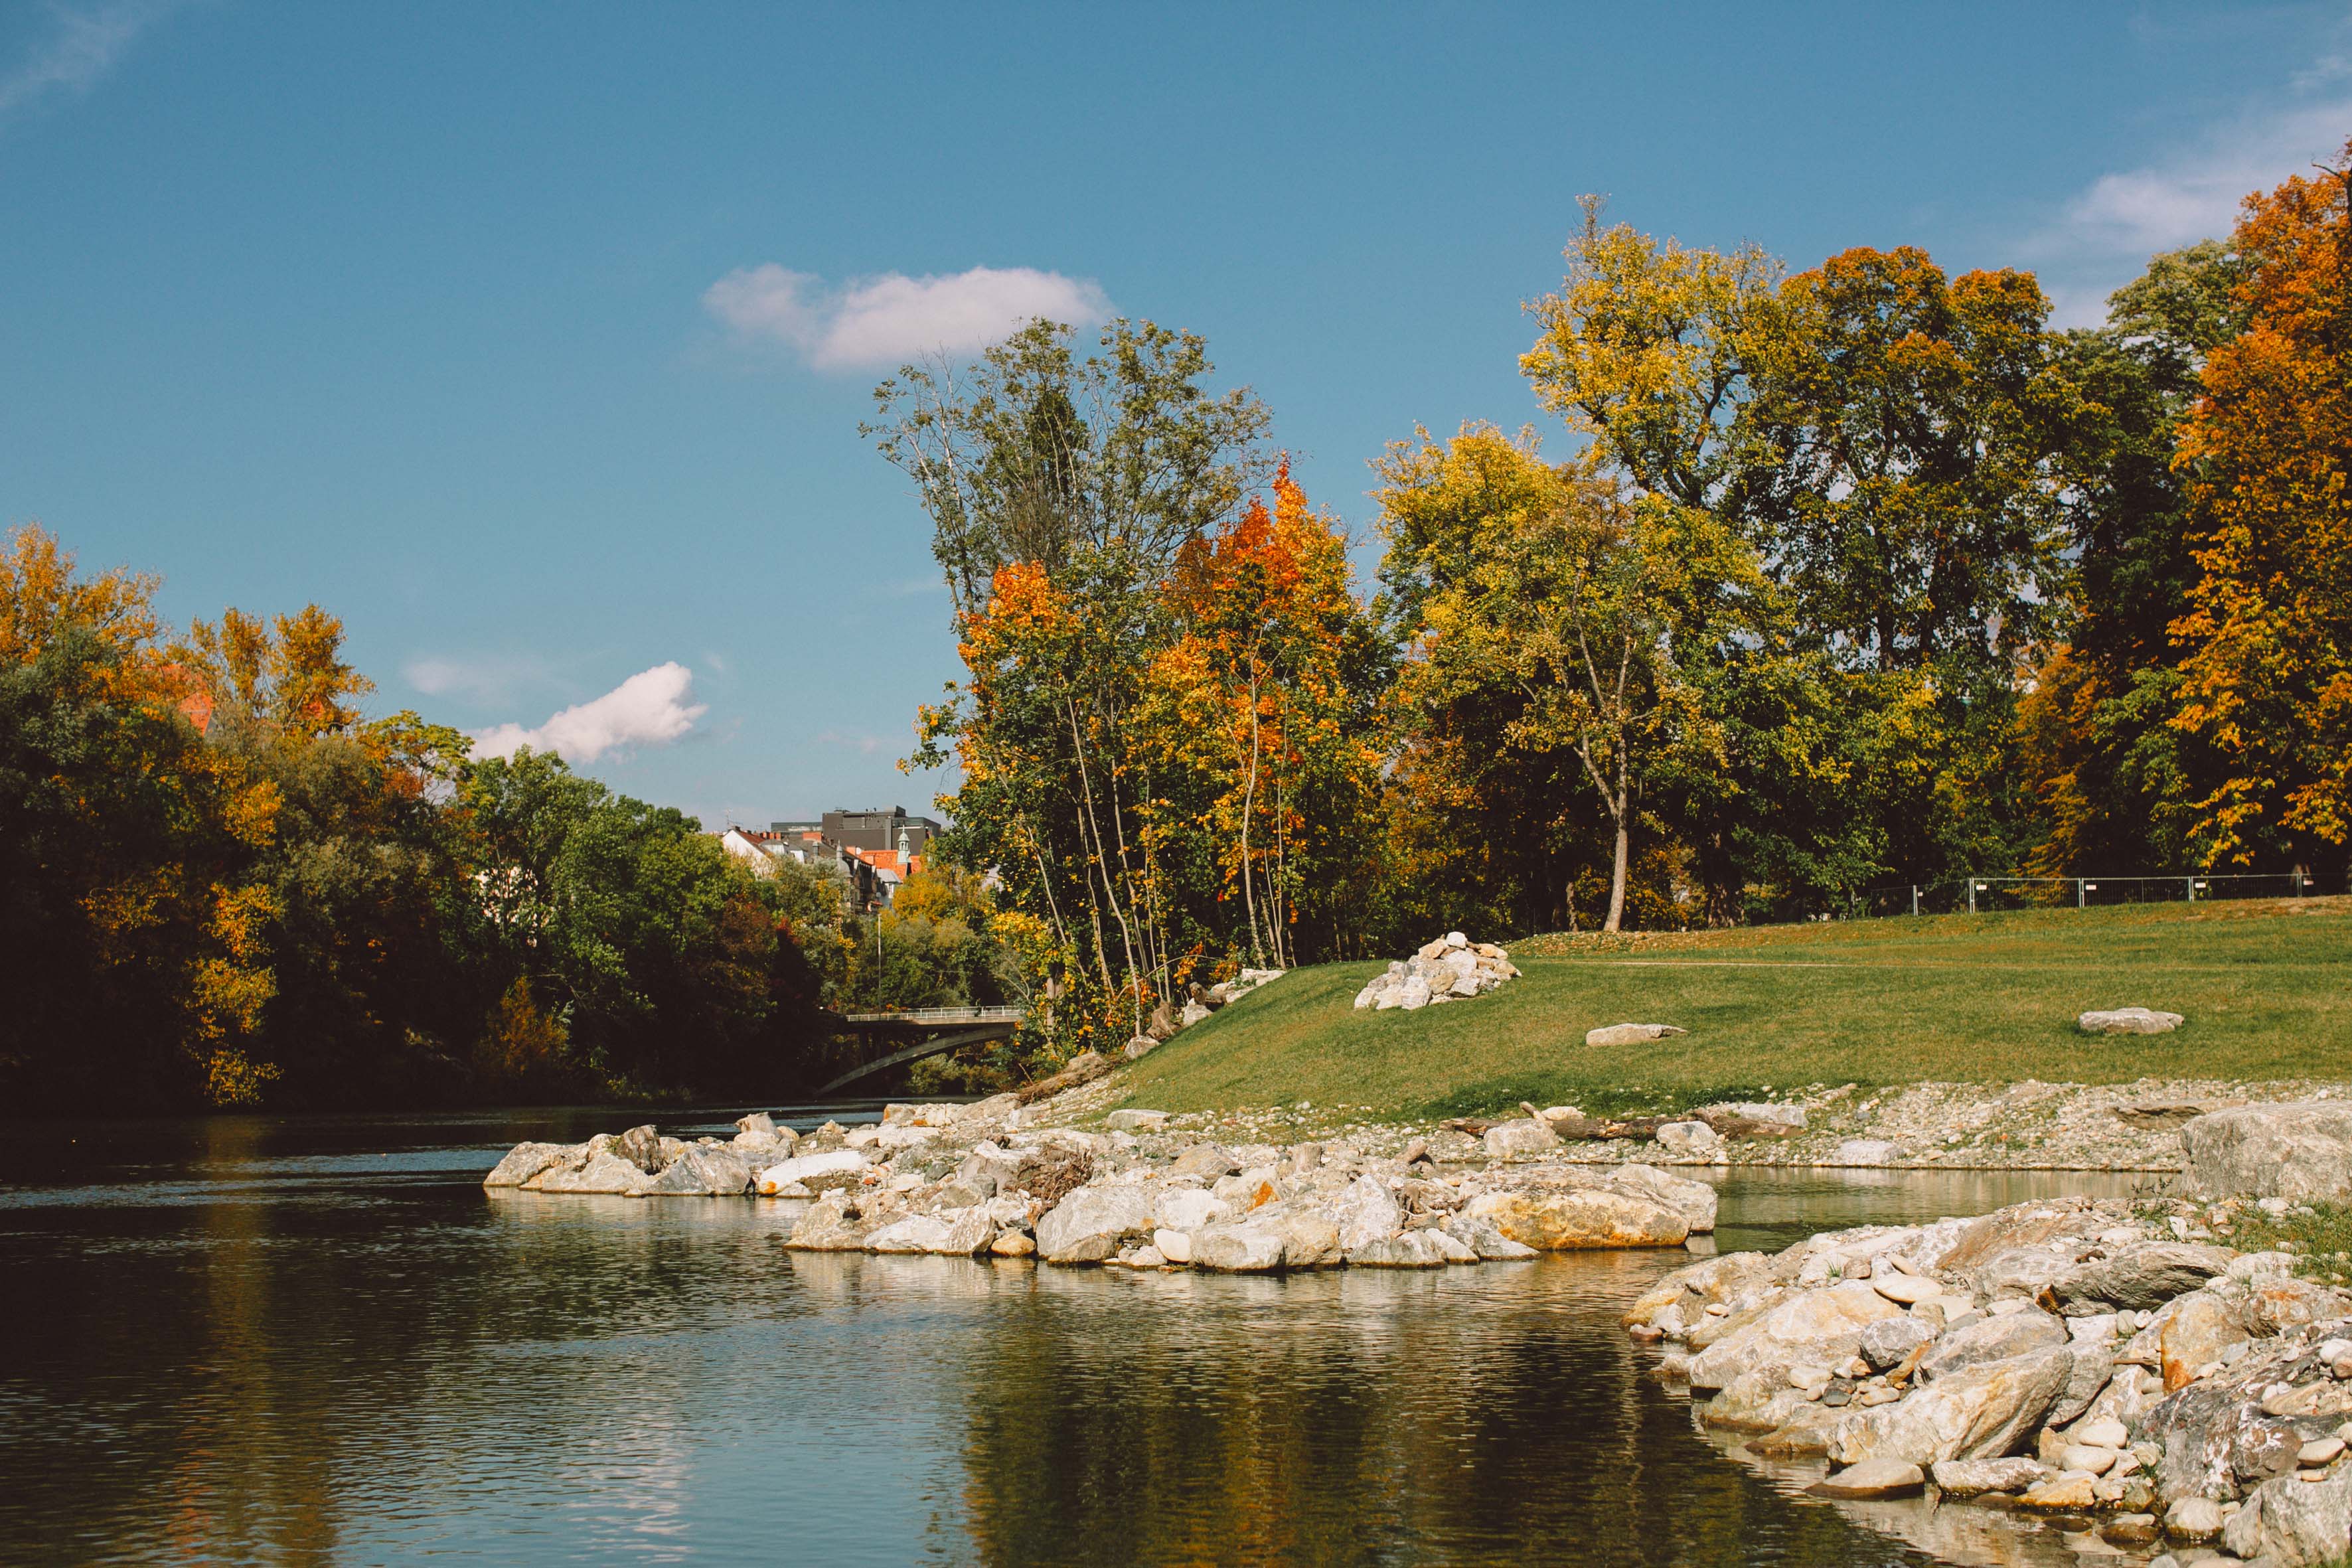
[2063,102,2350,256]
[815,729,885,756]
[472,663,708,764]
[2029,82,2351,326]
[702,264,1113,370]
[0,1,177,118]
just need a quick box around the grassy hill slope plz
[1114,899,2352,1121]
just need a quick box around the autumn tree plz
[2168,145,2352,869]
[2017,240,2246,873]
[883,319,1296,1056]
[1145,463,1388,967]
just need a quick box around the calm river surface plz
[0,1109,2154,1567]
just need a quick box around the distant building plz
[779,807,943,860]
[722,805,944,911]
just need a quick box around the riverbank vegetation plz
[1117,899,2352,1121]
[0,535,1020,1111]
[878,150,2352,1069]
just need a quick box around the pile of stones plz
[483,1098,1724,1273]
[1352,932,1518,1012]
[1627,1106,2352,1563]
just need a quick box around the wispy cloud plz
[0,1,178,119]
[703,264,1113,370]
[815,729,886,757]
[2027,68,2352,326]
[403,651,559,707]
[472,663,708,763]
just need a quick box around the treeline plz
[0,536,1023,1112]
[885,153,2351,1059]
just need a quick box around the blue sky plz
[5,3,2347,826]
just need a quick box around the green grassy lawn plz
[1115,898,2352,1121]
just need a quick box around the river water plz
[0,1109,2156,1567]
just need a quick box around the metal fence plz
[1847,872,2342,919]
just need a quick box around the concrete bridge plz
[815,1006,1026,1095]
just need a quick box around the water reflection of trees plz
[905,1254,1929,1567]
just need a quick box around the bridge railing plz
[838,1006,1028,1026]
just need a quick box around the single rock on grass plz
[2078,1006,2184,1035]
[1585,1022,1687,1048]
[1104,1109,1169,1132]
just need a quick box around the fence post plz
[2294,870,2306,898]
[1911,885,1919,917]
[1968,880,1977,915]
[2186,875,2195,903]
[2077,878,2085,909]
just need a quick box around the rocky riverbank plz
[1036,1074,2352,1176]
[484,1095,1724,1270]
[1626,1103,2352,1565]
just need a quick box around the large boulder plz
[2078,1006,2184,1035]
[1585,1022,1687,1048]
[2036,1241,2232,1314]
[1483,1119,1561,1160]
[1441,1213,1538,1260]
[1463,1186,1689,1251]
[1624,1251,1776,1333]
[955,1142,1022,1197]
[868,1214,957,1253]
[1687,1280,1905,1392]
[1858,1316,1938,1373]
[609,1124,669,1173]
[483,1141,576,1188]
[2147,1381,2305,1504]
[1591,1163,1719,1233]
[1333,1174,1403,1252]
[645,1144,753,1196]
[1827,1344,2074,1468]
[1929,1457,2051,1498]
[1915,1309,2069,1383]
[1346,1231,1452,1268]
[1171,1142,1241,1178]
[529,1151,655,1195]
[1272,1209,1342,1269]
[1152,1188,1231,1232]
[2160,1289,2254,1391]
[1808,1458,1924,1500]
[1192,1222,1287,1272]
[2221,1462,2352,1565]
[2185,1103,2352,1201]
[1034,1186,1156,1265]
[786,1190,880,1251]
[755,1149,870,1196]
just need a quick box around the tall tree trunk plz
[1238,670,1266,967]
[1066,698,1142,1032]
[1604,745,1630,933]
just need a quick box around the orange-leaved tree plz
[1144,463,1387,969]
[2170,144,2352,867]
